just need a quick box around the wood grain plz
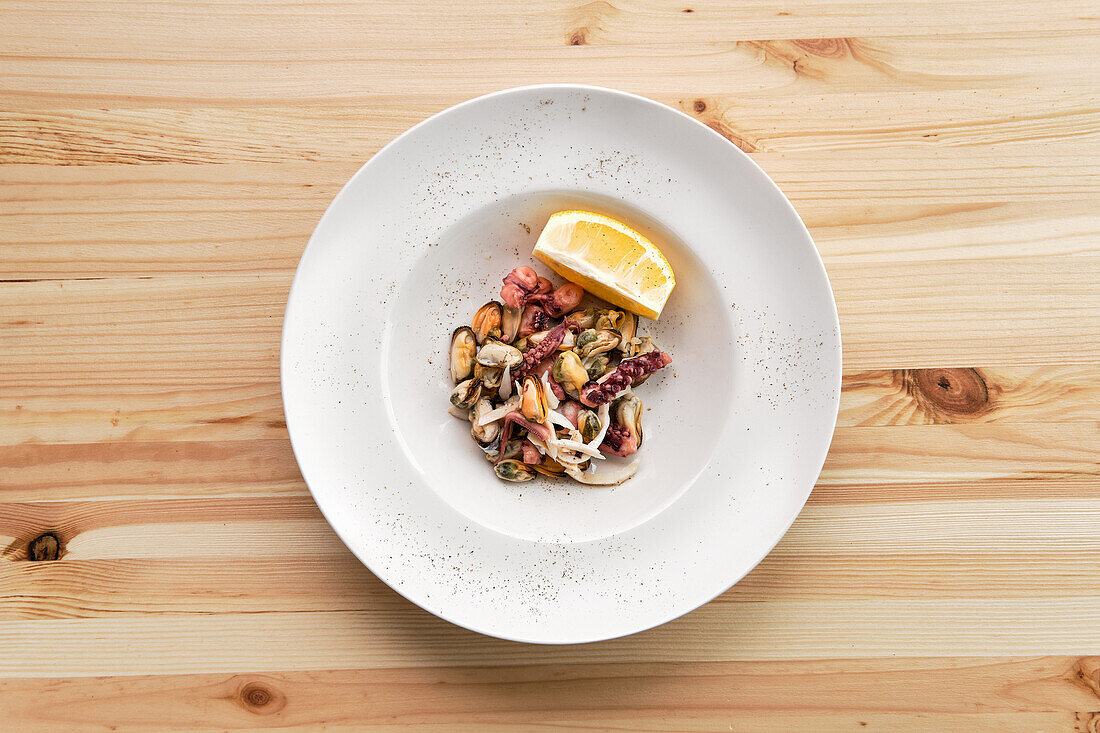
[1,657,1099,732]
[2,0,1099,727]
[2,422,1095,503]
[4,496,1100,623]
[0,363,1095,448]
[4,151,1096,280]
[2,600,1100,677]
[1,263,1095,396]
[5,548,1100,621]
[839,366,1100,425]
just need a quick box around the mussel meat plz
[520,375,550,423]
[449,327,477,383]
[471,301,503,344]
[494,459,535,482]
[470,398,502,446]
[500,305,523,343]
[500,439,523,461]
[476,339,523,369]
[578,409,602,443]
[614,393,643,448]
[581,353,611,381]
[474,363,503,390]
[531,462,565,478]
[565,307,600,329]
[618,312,639,355]
[575,328,620,359]
[595,309,625,331]
[552,351,588,395]
[449,378,482,410]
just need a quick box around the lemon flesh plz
[532,210,676,320]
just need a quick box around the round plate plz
[281,84,841,643]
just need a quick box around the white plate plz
[281,84,841,643]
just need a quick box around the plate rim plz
[280,83,843,644]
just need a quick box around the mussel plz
[474,363,503,390]
[552,351,588,395]
[500,305,523,343]
[527,329,576,351]
[531,461,565,478]
[449,327,477,383]
[614,393,643,448]
[449,378,482,410]
[565,307,600,329]
[499,439,523,462]
[582,353,611,381]
[476,339,523,369]
[472,301,503,344]
[494,459,535,482]
[470,398,501,446]
[618,312,639,355]
[578,409,602,443]
[595,309,626,331]
[575,328,620,359]
[520,375,549,423]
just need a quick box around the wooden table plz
[2,1,1099,730]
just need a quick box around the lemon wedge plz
[532,210,676,320]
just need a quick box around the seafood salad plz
[447,266,672,486]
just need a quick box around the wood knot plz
[1072,658,1100,699]
[790,37,851,58]
[682,7,694,11]
[744,39,833,81]
[27,533,61,561]
[1075,711,1100,733]
[238,681,285,715]
[568,1,617,46]
[904,368,992,421]
[682,96,758,152]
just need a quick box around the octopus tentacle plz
[520,439,542,464]
[579,351,672,406]
[514,320,578,379]
[601,422,638,457]
[495,411,553,464]
[501,267,584,318]
[546,374,567,401]
[530,283,584,318]
[500,267,540,309]
[516,304,550,338]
